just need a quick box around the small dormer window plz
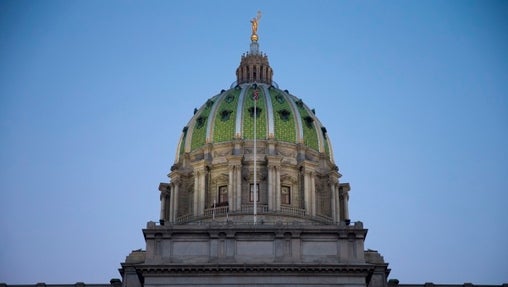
[225,94,235,103]
[248,107,262,118]
[196,116,206,128]
[220,110,233,121]
[275,93,285,104]
[304,116,314,128]
[278,109,291,121]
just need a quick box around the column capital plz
[170,178,182,186]
[339,183,351,199]
[158,182,170,193]
[298,160,319,173]
[226,154,243,167]
[266,155,283,168]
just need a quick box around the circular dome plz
[161,34,348,227]
[175,83,334,163]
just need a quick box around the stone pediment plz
[280,174,297,184]
[212,173,229,184]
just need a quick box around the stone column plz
[193,172,199,216]
[189,162,206,217]
[343,190,349,220]
[158,183,170,223]
[334,184,341,223]
[199,168,206,215]
[267,155,282,212]
[275,166,281,211]
[339,184,350,222]
[227,155,243,212]
[160,191,167,222]
[304,171,311,215]
[267,164,274,210]
[171,180,180,223]
[310,172,316,216]
[331,183,337,223]
[236,164,242,210]
[228,165,234,210]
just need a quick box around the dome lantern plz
[236,11,273,85]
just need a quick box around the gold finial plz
[250,11,262,42]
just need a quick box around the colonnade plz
[160,163,350,224]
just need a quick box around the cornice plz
[137,263,375,275]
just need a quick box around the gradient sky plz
[1,0,507,285]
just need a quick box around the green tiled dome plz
[176,83,334,161]
[175,38,334,164]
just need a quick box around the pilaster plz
[227,155,243,212]
[266,155,282,211]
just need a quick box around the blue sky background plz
[1,0,507,284]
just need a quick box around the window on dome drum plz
[217,186,228,206]
[249,184,260,202]
[281,186,291,205]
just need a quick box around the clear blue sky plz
[1,0,507,284]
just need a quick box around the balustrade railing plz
[204,205,229,216]
[175,214,193,224]
[241,204,268,213]
[175,205,333,225]
[280,206,306,217]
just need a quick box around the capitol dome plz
[175,73,334,163]
[159,26,351,226]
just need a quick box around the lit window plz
[281,186,291,205]
[250,184,260,202]
[218,186,228,205]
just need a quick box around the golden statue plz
[250,11,261,42]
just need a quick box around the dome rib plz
[205,91,227,143]
[281,90,304,143]
[234,86,248,138]
[261,84,275,138]
[269,88,296,143]
[212,89,241,143]
[303,104,325,153]
[242,86,267,140]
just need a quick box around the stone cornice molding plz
[142,223,367,237]
[137,263,376,275]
